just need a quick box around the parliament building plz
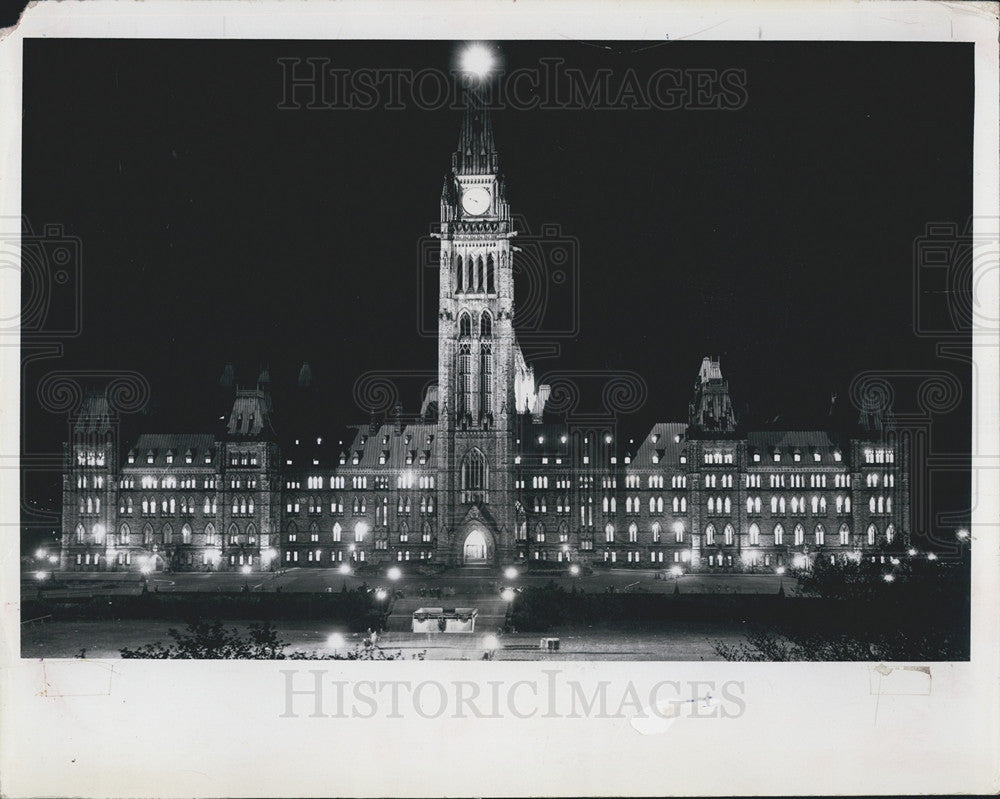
[59,96,908,574]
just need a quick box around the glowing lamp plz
[459,43,496,80]
[669,565,683,578]
[387,566,402,581]
[240,565,252,575]
[338,563,352,575]
[483,634,500,652]
[501,588,516,602]
[504,566,518,580]
[326,632,346,649]
[569,564,581,576]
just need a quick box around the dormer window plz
[146,451,154,465]
[833,450,842,462]
[813,452,821,462]
[753,452,761,462]
[128,452,135,464]
[793,451,801,462]
[773,452,781,463]
[166,452,174,464]
[651,433,659,443]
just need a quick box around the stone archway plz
[462,528,492,564]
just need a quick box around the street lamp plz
[374,588,388,602]
[500,587,516,603]
[569,564,581,577]
[883,573,895,583]
[326,632,346,650]
[483,633,500,660]
[927,552,938,561]
[387,566,402,582]
[338,563,352,575]
[907,548,918,557]
[35,548,46,560]
[956,528,970,541]
[504,566,518,580]
[240,564,252,575]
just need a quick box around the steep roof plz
[126,433,218,468]
[630,422,689,468]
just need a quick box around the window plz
[628,522,638,543]
[773,523,784,546]
[181,523,192,544]
[724,524,734,545]
[461,448,489,501]
[458,312,471,338]
[794,524,804,546]
[749,523,760,546]
[604,523,614,543]
[332,522,342,542]
[815,524,825,546]
[705,524,715,545]
[866,524,877,546]
[480,311,492,338]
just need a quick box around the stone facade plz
[59,97,908,573]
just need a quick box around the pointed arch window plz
[458,313,471,338]
[205,522,217,546]
[181,523,192,544]
[119,522,131,545]
[455,254,464,292]
[476,255,485,292]
[815,524,825,546]
[143,522,153,545]
[885,523,895,544]
[228,523,240,545]
[332,522,342,542]
[461,448,489,502]
[75,522,85,543]
[480,311,493,338]
[651,521,661,543]
[866,523,877,546]
[773,523,784,546]
[705,524,716,545]
[486,253,495,293]
[724,523,734,545]
[794,524,805,546]
[749,523,760,546]
[604,523,615,543]
[839,523,850,546]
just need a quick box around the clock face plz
[461,186,491,216]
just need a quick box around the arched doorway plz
[463,529,489,564]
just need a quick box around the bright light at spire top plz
[460,43,495,80]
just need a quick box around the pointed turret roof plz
[451,89,499,175]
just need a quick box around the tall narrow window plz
[476,255,484,292]
[774,523,784,546]
[749,523,760,545]
[458,313,471,338]
[480,311,492,338]
[724,523,734,545]
[458,343,472,417]
[455,254,463,292]
[705,524,716,545]
[480,343,493,417]
[461,448,489,502]
[486,253,495,293]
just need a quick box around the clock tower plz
[435,90,518,565]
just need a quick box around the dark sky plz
[21,40,973,543]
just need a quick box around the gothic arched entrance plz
[463,529,491,564]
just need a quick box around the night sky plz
[21,40,973,546]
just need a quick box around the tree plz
[120,620,424,660]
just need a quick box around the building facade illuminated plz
[59,95,908,573]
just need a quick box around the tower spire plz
[452,88,498,175]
